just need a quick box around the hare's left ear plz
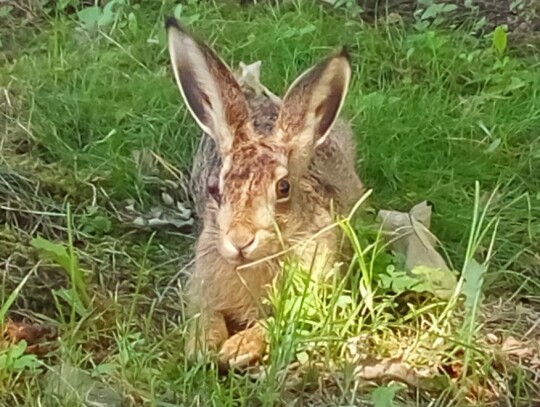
[276,49,351,168]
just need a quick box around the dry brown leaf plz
[377,201,451,273]
[4,320,56,343]
[461,377,499,404]
[440,360,464,380]
[2,320,58,356]
[354,356,422,388]
[500,336,539,360]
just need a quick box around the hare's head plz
[166,18,351,264]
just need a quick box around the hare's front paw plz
[218,322,267,370]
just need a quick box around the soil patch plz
[358,0,540,36]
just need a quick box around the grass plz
[1,0,539,406]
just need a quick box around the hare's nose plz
[240,235,255,250]
[226,227,256,255]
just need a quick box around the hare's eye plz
[208,177,221,205]
[276,178,291,201]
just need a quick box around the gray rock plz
[43,362,124,407]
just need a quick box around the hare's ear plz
[166,18,251,156]
[276,49,351,168]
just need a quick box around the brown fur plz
[166,19,365,363]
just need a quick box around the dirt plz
[357,0,540,35]
[3,1,540,41]
[238,0,540,41]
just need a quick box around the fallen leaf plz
[3,320,58,356]
[439,359,464,379]
[235,60,282,106]
[462,377,499,404]
[500,336,536,359]
[5,320,53,343]
[354,356,422,388]
[378,201,451,273]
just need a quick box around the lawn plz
[0,0,539,406]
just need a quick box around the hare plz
[165,18,364,367]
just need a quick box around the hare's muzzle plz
[220,225,259,262]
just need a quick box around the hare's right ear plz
[276,48,351,174]
[165,18,251,156]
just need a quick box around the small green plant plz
[79,206,112,237]
[0,341,41,375]
[0,4,13,18]
[377,264,459,300]
[328,0,364,18]
[32,234,90,319]
[414,0,458,30]
[31,206,90,321]
[372,384,400,407]
[53,0,80,12]
[76,0,129,31]
[510,0,526,12]
[173,0,201,26]
[492,25,508,57]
